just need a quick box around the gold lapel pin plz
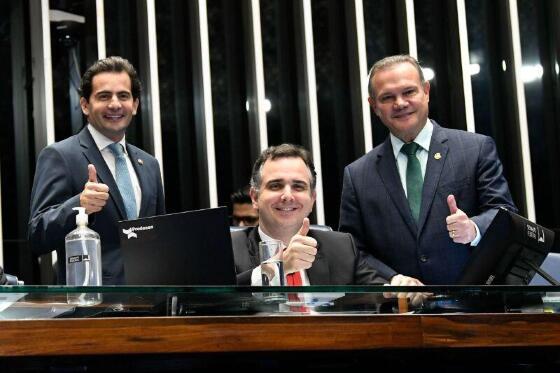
[138,159,144,165]
[434,152,442,160]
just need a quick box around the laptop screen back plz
[118,207,236,285]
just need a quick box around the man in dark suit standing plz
[232,143,423,292]
[339,55,517,284]
[29,56,165,285]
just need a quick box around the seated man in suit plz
[28,56,165,284]
[231,143,423,291]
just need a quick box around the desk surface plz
[0,285,559,357]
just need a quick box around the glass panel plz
[0,285,558,317]
[465,0,527,214]
[207,0,252,208]
[0,1,36,282]
[415,0,466,131]
[363,0,405,147]
[155,0,200,212]
[261,0,304,146]
[311,0,356,229]
[49,0,99,141]
[104,0,144,146]
[517,0,560,229]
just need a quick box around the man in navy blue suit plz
[29,56,165,284]
[339,55,517,284]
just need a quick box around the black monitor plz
[458,207,557,285]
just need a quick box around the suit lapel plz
[78,128,127,220]
[306,231,329,284]
[247,228,263,268]
[417,122,448,234]
[376,137,418,236]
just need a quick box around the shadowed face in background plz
[232,202,259,226]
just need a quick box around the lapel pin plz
[137,159,144,165]
[434,152,442,160]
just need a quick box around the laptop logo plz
[123,228,138,239]
[122,225,154,239]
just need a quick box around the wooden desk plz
[1,313,560,356]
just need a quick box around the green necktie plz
[401,142,423,222]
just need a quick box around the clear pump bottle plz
[65,207,102,305]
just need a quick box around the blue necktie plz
[108,143,137,219]
[401,142,423,222]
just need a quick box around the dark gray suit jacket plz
[28,127,165,284]
[231,226,390,285]
[339,121,517,284]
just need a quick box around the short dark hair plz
[231,185,252,205]
[367,54,425,98]
[250,144,317,192]
[80,56,142,101]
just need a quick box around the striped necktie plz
[108,143,137,219]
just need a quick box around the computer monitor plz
[458,207,556,285]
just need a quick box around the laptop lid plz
[118,207,237,285]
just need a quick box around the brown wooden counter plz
[1,313,559,357]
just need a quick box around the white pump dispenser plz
[65,207,102,305]
[74,206,88,227]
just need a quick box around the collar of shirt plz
[389,118,433,158]
[257,226,283,246]
[87,124,129,154]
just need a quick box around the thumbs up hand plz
[445,194,477,244]
[283,218,318,274]
[80,164,110,214]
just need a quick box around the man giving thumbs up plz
[231,144,423,288]
[29,57,165,285]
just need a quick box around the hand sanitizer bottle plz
[65,207,102,305]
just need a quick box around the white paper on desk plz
[282,292,345,308]
[0,293,27,313]
[543,292,560,302]
[0,294,76,319]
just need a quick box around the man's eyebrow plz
[94,90,131,95]
[264,178,283,185]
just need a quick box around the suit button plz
[419,255,428,263]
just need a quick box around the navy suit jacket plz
[29,127,165,284]
[339,121,517,284]
[231,226,390,285]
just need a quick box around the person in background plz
[231,144,424,304]
[28,56,165,285]
[339,55,517,284]
[230,186,259,227]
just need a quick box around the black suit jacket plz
[339,121,517,284]
[231,226,390,285]
[28,127,165,284]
